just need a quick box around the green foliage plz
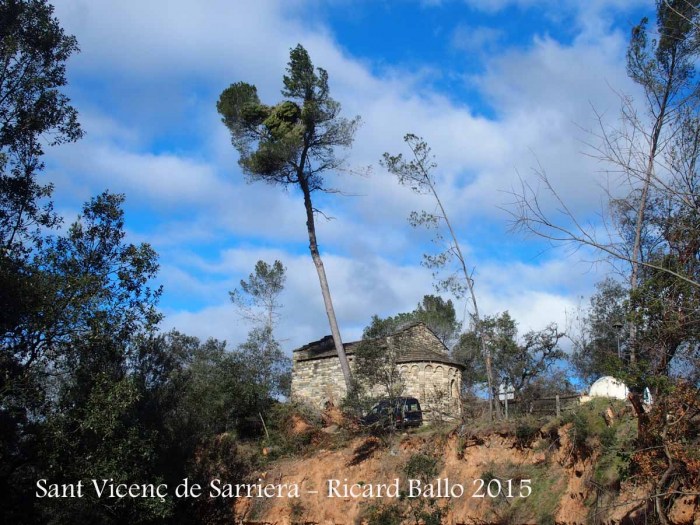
[353,333,407,402]
[381,135,469,300]
[563,412,591,456]
[400,452,445,525]
[216,81,264,132]
[230,259,286,328]
[238,326,291,400]
[594,425,625,489]
[569,278,628,384]
[573,215,699,397]
[263,101,302,140]
[627,1,699,95]
[607,1,700,394]
[559,399,636,485]
[282,44,316,98]
[541,400,636,496]
[217,44,359,190]
[414,294,462,346]
[188,432,257,525]
[626,253,700,388]
[0,192,277,522]
[362,294,461,347]
[561,401,606,453]
[0,0,83,258]
[235,259,286,303]
[454,311,564,396]
[230,259,291,399]
[184,337,266,435]
[218,44,359,392]
[417,508,445,525]
[1,190,166,522]
[354,294,460,403]
[288,500,306,523]
[0,3,281,523]
[599,425,616,449]
[515,420,540,448]
[403,453,440,482]
[479,461,564,525]
[41,375,173,523]
[362,311,417,340]
[263,402,324,458]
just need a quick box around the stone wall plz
[386,323,448,357]
[291,357,462,420]
[399,362,462,420]
[291,355,355,408]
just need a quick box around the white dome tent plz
[589,376,628,399]
[586,376,653,405]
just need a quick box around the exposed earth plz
[232,404,699,525]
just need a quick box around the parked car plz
[361,397,423,429]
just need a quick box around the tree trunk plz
[628,50,676,365]
[299,176,353,392]
[627,391,649,441]
[465,274,497,419]
[428,182,499,419]
[628,119,659,366]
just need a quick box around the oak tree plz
[0,0,82,259]
[363,294,461,348]
[454,311,564,399]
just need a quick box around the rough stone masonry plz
[291,322,464,420]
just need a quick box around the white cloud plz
[57,1,307,79]
[47,0,649,355]
[451,25,504,52]
[459,0,647,15]
[55,0,642,229]
[160,248,435,351]
[159,242,591,354]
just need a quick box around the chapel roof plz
[292,322,464,369]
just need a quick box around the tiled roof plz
[293,322,464,369]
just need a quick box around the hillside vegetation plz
[231,398,699,525]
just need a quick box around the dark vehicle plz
[361,397,423,429]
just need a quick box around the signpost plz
[498,383,515,419]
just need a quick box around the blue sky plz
[46,0,652,351]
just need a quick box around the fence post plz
[556,395,561,418]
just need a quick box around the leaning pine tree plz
[217,45,359,391]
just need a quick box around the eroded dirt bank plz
[232,413,698,524]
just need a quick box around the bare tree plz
[510,2,700,364]
[508,10,700,519]
[382,134,499,418]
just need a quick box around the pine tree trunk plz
[299,176,353,392]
